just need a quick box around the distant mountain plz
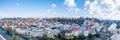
[100,20,120,23]
[1,18,15,20]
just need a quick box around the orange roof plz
[72,28,80,31]
[85,25,91,31]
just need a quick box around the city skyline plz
[0,0,120,20]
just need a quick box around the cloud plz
[16,2,20,7]
[64,0,76,8]
[84,0,120,20]
[75,8,81,13]
[48,3,57,14]
[52,3,57,8]
[47,9,57,15]
[84,0,90,6]
[64,0,80,13]
[52,12,57,14]
[46,3,57,15]
[47,9,52,12]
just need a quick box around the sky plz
[0,0,120,20]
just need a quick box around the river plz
[0,28,36,40]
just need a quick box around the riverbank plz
[0,34,6,40]
[0,27,103,40]
[0,27,62,40]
